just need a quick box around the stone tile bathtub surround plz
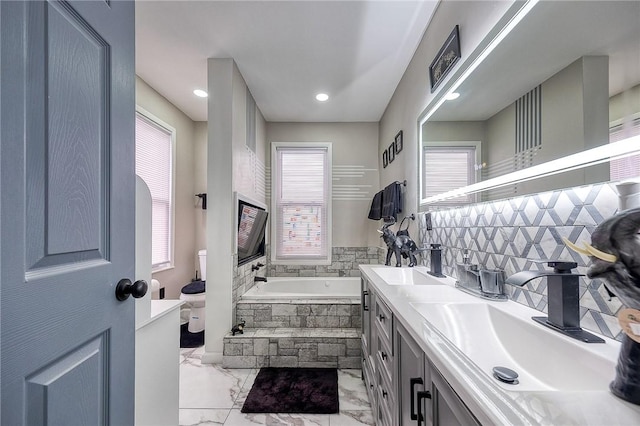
[418,182,625,340]
[222,328,361,369]
[236,301,361,329]
[266,246,382,278]
[231,254,267,325]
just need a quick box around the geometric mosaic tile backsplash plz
[418,182,626,341]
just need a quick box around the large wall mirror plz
[419,0,640,208]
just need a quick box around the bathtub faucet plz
[254,276,267,282]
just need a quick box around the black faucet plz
[251,264,261,271]
[427,244,445,277]
[254,276,267,282]
[505,261,604,343]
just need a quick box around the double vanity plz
[359,264,640,425]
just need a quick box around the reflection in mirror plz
[419,1,640,207]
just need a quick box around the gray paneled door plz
[1,1,136,424]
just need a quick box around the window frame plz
[135,106,176,272]
[420,141,481,207]
[270,142,332,265]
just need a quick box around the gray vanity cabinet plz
[394,322,480,426]
[395,321,432,426]
[430,367,480,426]
[361,277,372,358]
[362,272,478,426]
[361,277,377,417]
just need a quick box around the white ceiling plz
[135,1,439,123]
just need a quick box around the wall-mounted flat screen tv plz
[237,196,268,267]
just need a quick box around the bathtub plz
[241,277,360,300]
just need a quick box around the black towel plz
[368,191,383,220]
[381,182,403,221]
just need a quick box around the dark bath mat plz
[241,367,339,414]
[180,323,204,348]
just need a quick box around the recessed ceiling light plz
[445,92,460,101]
[315,93,329,102]
[193,89,208,98]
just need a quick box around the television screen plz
[237,199,268,266]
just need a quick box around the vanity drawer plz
[362,355,377,416]
[374,296,393,351]
[375,355,395,426]
[376,385,393,426]
[375,321,393,385]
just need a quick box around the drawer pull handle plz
[410,377,424,421]
[362,290,369,311]
[382,390,388,399]
[381,351,388,360]
[379,314,386,321]
[416,390,432,426]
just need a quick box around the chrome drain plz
[492,366,519,385]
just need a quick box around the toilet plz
[180,249,207,333]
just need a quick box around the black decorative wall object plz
[383,150,388,168]
[429,25,461,92]
[394,130,403,154]
[387,143,395,164]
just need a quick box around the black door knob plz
[115,279,148,301]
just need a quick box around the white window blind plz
[135,112,173,269]
[610,119,640,181]
[423,146,476,206]
[273,145,331,262]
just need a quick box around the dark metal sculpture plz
[565,207,640,405]
[231,319,246,336]
[379,218,420,267]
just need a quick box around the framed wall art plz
[383,150,388,168]
[394,130,403,154]
[429,25,461,92]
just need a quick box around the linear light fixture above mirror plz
[423,136,640,204]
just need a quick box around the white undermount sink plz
[371,267,441,285]
[410,302,618,392]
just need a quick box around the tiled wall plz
[266,246,382,278]
[232,254,268,325]
[418,182,625,340]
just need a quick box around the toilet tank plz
[198,249,207,281]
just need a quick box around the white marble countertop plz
[359,264,640,425]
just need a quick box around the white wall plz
[193,121,207,254]
[203,59,268,363]
[135,76,196,299]
[610,83,640,123]
[266,122,380,247]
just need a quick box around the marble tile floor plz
[180,347,374,426]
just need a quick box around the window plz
[271,143,332,264]
[610,118,640,181]
[135,110,174,270]
[422,145,477,206]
